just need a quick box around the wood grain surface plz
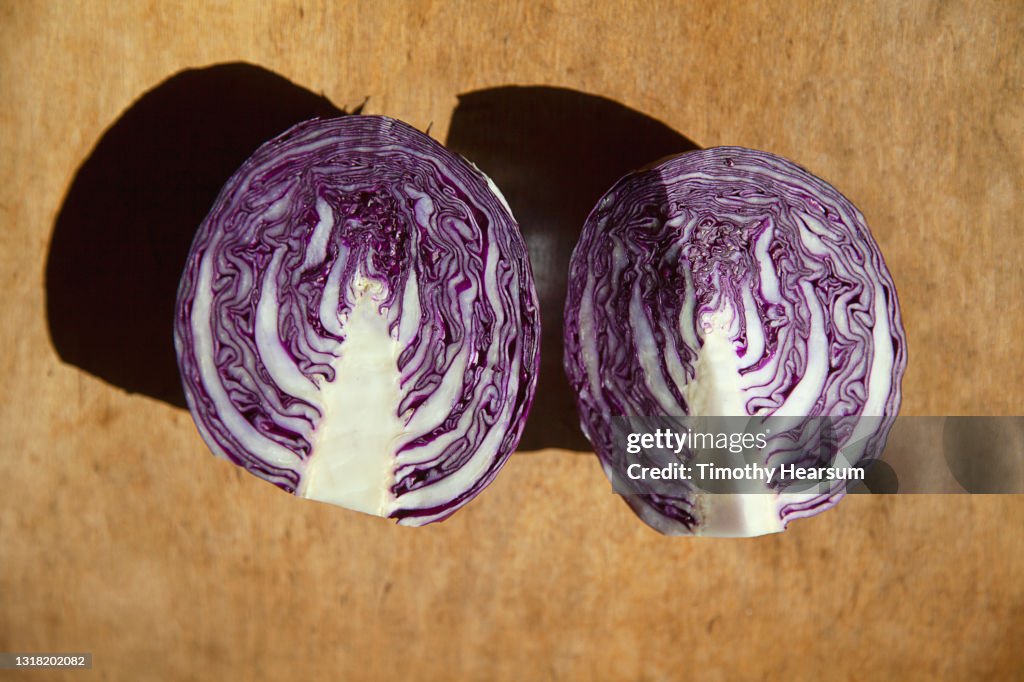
[1,1,1021,680]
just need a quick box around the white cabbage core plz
[681,309,786,537]
[299,278,404,516]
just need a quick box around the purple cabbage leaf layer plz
[175,116,540,526]
[564,147,907,536]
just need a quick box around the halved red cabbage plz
[564,146,907,536]
[175,116,540,526]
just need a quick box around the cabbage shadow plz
[446,86,698,452]
[46,63,347,407]
[943,417,1024,493]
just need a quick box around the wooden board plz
[1,1,1021,680]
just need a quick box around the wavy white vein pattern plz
[175,116,540,526]
[564,147,906,536]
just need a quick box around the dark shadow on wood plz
[446,86,699,452]
[46,63,346,407]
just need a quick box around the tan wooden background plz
[1,1,1021,680]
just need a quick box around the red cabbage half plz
[175,116,540,526]
[564,147,907,536]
